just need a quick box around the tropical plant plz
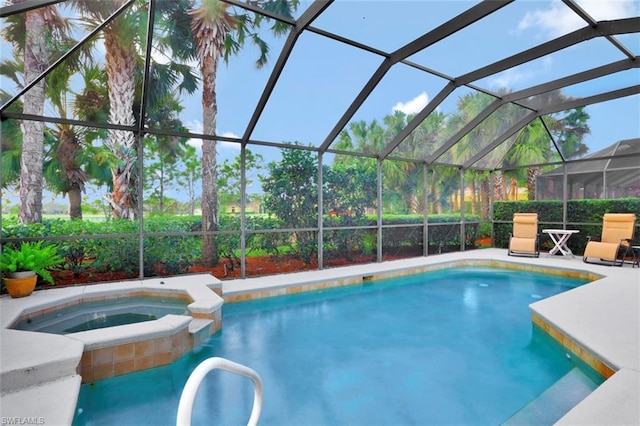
[217,149,264,210]
[261,147,318,263]
[0,90,22,189]
[67,0,200,220]
[1,2,103,221]
[0,241,64,284]
[71,0,142,219]
[188,0,299,266]
[175,145,201,215]
[2,1,70,223]
[43,55,93,220]
[323,160,377,218]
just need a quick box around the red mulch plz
[44,254,392,288]
[41,239,491,289]
[476,237,492,247]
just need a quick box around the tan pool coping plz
[1,248,638,424]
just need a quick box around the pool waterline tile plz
[532,313,616,379]
[223,259,600,303]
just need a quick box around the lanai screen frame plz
[1,0,639,279]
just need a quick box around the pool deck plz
[1,248,638,425]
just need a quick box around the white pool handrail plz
[176,357,263,426]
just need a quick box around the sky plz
[1,0,639,206]
[183,0,639,164]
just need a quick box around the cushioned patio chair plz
[508,213,539,258]
[583,213,636,267]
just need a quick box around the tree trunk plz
[18,5,48,223]
[201,54,219,266]
[188,178,195,215]
[103,28,138,220]
[68,189,83,219]
[470,176,477,215]
[480,177,490,221]
[527,168,539,200]
[493,171,505,201]
[409,194,419,214]
[56,127,86,220]
[509,176,518,200]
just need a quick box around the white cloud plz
[490,68,528,89]
[219,132,241,150]
[186,120,204,149]
[575,0,638,20]
[150,45,199,69]
[489,56,553,89]
[392,92,429,115]
[518,1,583,37]
[518,0,638,39]
[185,121,240,151]
[151,45,172,66]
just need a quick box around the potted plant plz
[1,241,64,298]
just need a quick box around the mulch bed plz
[34,238,492,290]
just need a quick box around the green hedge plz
[380,214,481,251]
[2,213,484,277]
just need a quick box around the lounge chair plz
[508,213,539,258]
[583,213,636,266]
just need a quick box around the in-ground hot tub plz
[4,274,224,382]
[13,295,192,334]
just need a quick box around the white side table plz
[542,229,580,257]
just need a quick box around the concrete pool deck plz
[1,248,638,424]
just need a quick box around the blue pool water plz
[74,267,601,425]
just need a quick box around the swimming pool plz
[74,266,602,425]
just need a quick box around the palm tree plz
[550,107,591,159]
[505,119,553,200]
[403,111,447,213]
[444,91,496,212]
[501,93,589,200]
[502,91,590,200]
[0,89,23,190]
[70,0,200,220]
[2,1,70,223]
[189,0,298,266]
[71,0,141,220]
[43,55,89,219]
[1,2,99,220]
[2,59,112,220]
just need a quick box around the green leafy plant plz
[0,241,64,284]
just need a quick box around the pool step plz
[0,329,83,393]
[1,374,81,425]
[189,318,213,334]
[502,368,600,426]
[189,318,214,347]
[1,329,83,426]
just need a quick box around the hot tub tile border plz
[2,274,224,384]
[77,318,195,383]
